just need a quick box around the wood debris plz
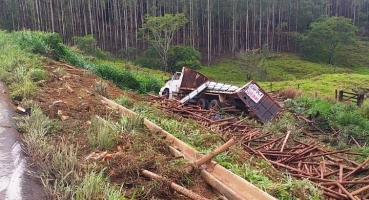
[147,95,369,199]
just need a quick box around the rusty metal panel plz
[237,81,281,123]
[180,67,209,89]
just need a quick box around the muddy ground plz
[26,60,219,199]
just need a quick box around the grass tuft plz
[15,104,55,159]
[115,95,135,108]
[86,116,119,150]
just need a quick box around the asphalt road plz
[0,82,47,200]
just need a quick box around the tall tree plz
[140,13,188,72]
[300,16,357,64]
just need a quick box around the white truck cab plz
[159,71,183,99]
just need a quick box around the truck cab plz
[159,72,182,99]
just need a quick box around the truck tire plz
[197,98,209,109]
[162,88,169,99]
[209,99,221,110]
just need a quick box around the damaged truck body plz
[159,67,281,123]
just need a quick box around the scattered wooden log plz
[141,169,209,200]
[351,185,369,196]
[147,95,369,199]
[280,131,291,152]
[85,151,108,161]
[186,138,236,173]
[336,182,356,200]
[343,158,369,180]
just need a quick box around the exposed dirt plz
[27,60,218,199]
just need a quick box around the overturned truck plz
[159,67,281,123]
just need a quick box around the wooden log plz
[343,158,369,180]
[266,157,311,176]
[258,153,291,157]
[200,170,245,200]
[280,146,318,163]
[321,191,344,199]
[363,192,369,200]
[336,182,356,200]
[260,150,299,155]
[141,170,209,200]
[292,174,334,182]
[293,162,354,170]
[323,169,339,178]
[280,131,291,152]
[186,138,236,172]
[320,180,369,185]
[297,149,348,160]
[242,144,259,155]
[254,136,284,150]
[339,164,343,194]
[320,161,325,179]
[317,148,360,166]
[350,136,361,148]
[319,185,348,199]
[170,144,274,200]
[243,133,272,143]
[210,117,235,125]
[351,185,369,196]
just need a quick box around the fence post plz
[270,82,272,92]
[357,94,365,106]
[338,90,344,102]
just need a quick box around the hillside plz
[2,30,369,199]
[198,43,369,97]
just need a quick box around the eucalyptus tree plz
[140,13,188,72]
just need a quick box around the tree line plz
[1,0,368,64]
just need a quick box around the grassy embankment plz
[0,30,324,199]
[3,29,369,199]
[199,41,369,97]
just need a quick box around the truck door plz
[168,72,182,93]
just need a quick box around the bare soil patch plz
[28,60,218,199]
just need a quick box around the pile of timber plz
[147,95,255,136]
[148,96,369,200]
[242,132,369,200]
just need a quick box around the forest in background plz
[1,0,369,65]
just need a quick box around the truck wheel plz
[162,88,169,99]
[209,99,221,110]
[197,98,209,109]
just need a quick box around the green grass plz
[0,31,45,99]
[286,96,369,145]
[87,116,119,150]
[75,170,127,200]
[335,39,369,70]
[198,59,248,85]
[259,73,369,96]
[198,51,369,97]
[96,59,168,81]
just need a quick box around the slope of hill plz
[198,46,369,97]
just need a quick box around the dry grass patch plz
[278,87,302,99]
